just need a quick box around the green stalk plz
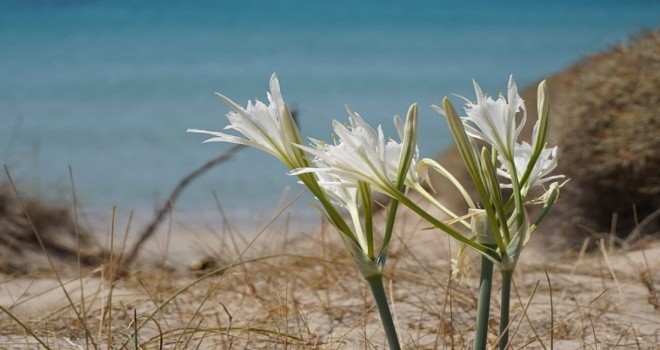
[499,269,513,350]
[439,99,505,255]
[367,275,401,350]
[480,148,510,247]
[394,193,499,262]
[378,198,399,265]
[474,245,496,350]
[378,103,417,263]
[504,157,525,230]
[359,181,375,258]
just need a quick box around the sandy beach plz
[1,187,659,349]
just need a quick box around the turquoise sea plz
[1,0,659,228]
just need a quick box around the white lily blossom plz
[497,142,562,191]
[187,73,303,168]
[291,107,420,195]
[307,157,360,215]
[462,75,526,158]
[311,162,371,251]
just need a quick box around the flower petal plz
[188,74,304,168]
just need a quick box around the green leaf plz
[434,99,485,197]
[379,104,418,263]
[520,80,550,190]
[534,80,550,155]
[479,148,509,249]
[418,158,475,209]
[395,103,418,188]
[358,181,375,259]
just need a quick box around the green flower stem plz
[504,158,525,230]
[367,275,401,350]
[393,192,500,263]
[499,269,513,350]
[474,246,496,350]
[418,158,476,210]
[379,198,400,263]
[413,183,470,229]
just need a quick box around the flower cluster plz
[189,74,565,350]
[189,74,420,277]
[460,76,562,193]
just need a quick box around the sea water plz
[1,0,658,229]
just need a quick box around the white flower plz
[307,160,372,251]
[462,75,526,158]
[291,107,420,196]
[187,73,304,168]
[497,142,562,191]
[310,158,359,207]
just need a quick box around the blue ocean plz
[1,0,658,228]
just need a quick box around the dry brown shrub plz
[434,29,660,251]
[0,185,105,274]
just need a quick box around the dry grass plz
[1,192,659,349]
[533,29,660,249]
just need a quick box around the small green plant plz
[189,74,563,350]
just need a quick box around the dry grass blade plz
[624,208,660,248]
[545,270,554,350]
[638,250,659,311]
[100,206,117,347]
[127,312,164,349]
[598,239,624,302]
[0,304,51,349]
[68,166,95,349]
[3,165,97,349]
[517,288,610,349]
[587,314,598,349]
[509,280,544,350]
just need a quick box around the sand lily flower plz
[461,75,526,159]
[291,105,420,197]
[309,160,373,252]
[187,73,306,169]
[497,142,562,193]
